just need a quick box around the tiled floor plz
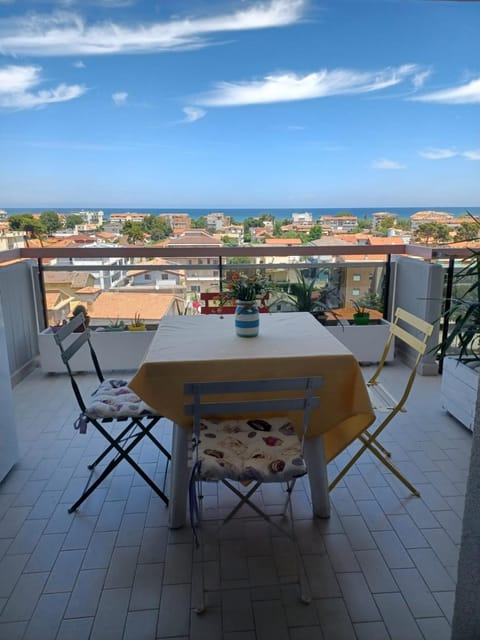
[0,362,472,639]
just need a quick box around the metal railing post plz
[37,258,49,329]
[383,254,391,320]
[439,257,455,374]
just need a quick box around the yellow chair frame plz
[329,307,434,496]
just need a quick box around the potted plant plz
[352,300,370,325]
[326,293,393,363]
[128,312,146,331]
[222,271,275,337]
[279,271,339,325]
[106,318,126,332]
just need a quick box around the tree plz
[414,222,450,245]
[221,236,239,246]
[376,215,397,237]
[40,211,62,235]
[308,224,323,241]
[8,214,46,245]
[455,221,480,243]
[191,216,207,229]
[142,215,171,242]
[122,221,145,244]
[64,214,84,230]
[352,219,372,233]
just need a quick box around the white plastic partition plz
[0,297,19,482]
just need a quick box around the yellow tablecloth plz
[129,313,375,462]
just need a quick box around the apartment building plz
[158,213,191,231]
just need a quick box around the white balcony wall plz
[391,256,443,375]
[0,260,41,383]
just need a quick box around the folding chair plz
[184,376,323,613]
[329,307,434,496]
[54,312,171,513]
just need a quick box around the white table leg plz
[303,436,330,518]
[168,423,189,529]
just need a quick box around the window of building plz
[213,270,219,277]
[161,273,169,280]
[352,288,360,296]
[144,273,151,281]
[198,259,203,265]
[352,274,361,282]
[191,285,201,293]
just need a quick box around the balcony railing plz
[0,242,474,383]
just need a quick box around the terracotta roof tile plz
[89,291,178,323]
[264,238,302,245]
[368,237,405,245]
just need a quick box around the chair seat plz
[86,378,158,419]
[196,416,306,483]
[367,382,401,412]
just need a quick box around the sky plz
[0,0,479,209]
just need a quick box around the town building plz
[320,215,358,234]
[163,230,222,294]
[371,211,398,230]
[205,212,231,231]
[158,213,191,231]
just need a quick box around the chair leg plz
[220,479,312,605]
[365,441,420,497]
[192,540,206,614]
[69,417,169,512]
[329,429,420,497]
[286,485,312,604]
[363,429,391,458]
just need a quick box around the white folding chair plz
[184,376,323,613]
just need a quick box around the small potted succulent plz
[351,300,371,325]
[107,317,126,332]
[128,312,146,331]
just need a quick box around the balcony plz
[0,243,476,639]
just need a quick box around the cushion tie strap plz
[74,413,88,434]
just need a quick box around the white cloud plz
[0,65,39,95]
[413,77,480,104]
[194,65,424,107]
[412,69,431,90]
[182,106,206,123]
[462,149,480,160]
[419,147,480,161]
[372,158,406,170]
[73,60,85,68]
[112,91,128,105]
[0,0,306,56]
[419,148,458,160]
[0,64,87,109]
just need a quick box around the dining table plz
[129,312,375,528]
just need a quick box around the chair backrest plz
[368,307,434,409]
[53,312,104,412]
[184,376,322,439]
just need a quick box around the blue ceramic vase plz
[235,300,260,338]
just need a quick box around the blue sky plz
[0,0,479,209]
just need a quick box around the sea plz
[2,206,480,221]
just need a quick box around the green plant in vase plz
[351,300,370,325]
[128,312,146,331]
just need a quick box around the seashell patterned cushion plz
[195,416,306,483]
[85,379,158,419]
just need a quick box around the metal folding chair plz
[54,312,170,513]
[329,307,434,496]
[184,376,323,613]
